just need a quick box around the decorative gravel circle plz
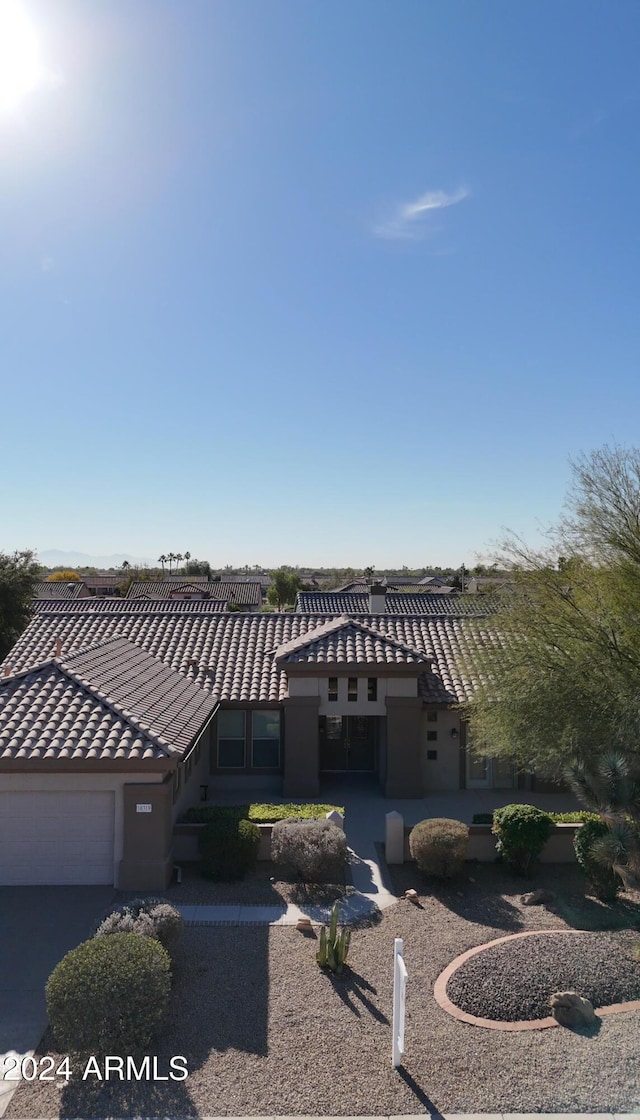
[435,929,640,1030]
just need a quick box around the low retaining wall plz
[173,810,345,864]
[395,821,581,864]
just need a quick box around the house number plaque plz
[136,803,152,813]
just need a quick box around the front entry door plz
[465,750,492,789]
[320,716,376,772]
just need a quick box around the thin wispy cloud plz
[374,185,470,241]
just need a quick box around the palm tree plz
[167,552,176,574]
[184,551,191,572]
[175,553,183,573]
[158,555,167,573]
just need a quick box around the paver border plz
[433,928,640,1031]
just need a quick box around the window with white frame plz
[217,710,246,768]
[251,710,281,768]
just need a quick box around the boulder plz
[550,990,597,1028]
[521,888,555,906]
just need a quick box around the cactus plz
[316,903,351,974]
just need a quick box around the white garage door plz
[0,791,115,885]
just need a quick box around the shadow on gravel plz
[395,1066,445,1117]
[55,925,270,1118]
[549,892,640,931]
[327,967,390,1024]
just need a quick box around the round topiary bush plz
[574,818,623,901]
[408,818,469,879]
[199,817,260,881]
[46,933,171,1053]
[492,803,552,875]
[271,817,347,882]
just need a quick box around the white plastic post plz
[385,810,405,864]
[392,937,408,1069]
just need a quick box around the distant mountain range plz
[39,550,155,570]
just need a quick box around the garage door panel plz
[0,792,115,885]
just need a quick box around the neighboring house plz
[295,588,496,616]
[127,580,262,610]
[78,574,125,596]
[0,593,527,889]
[466,576,512,594]
[33,580,90,601]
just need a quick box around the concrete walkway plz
[178,784,581,927]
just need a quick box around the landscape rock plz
[550,990,597,1028]
[521,888,555,906]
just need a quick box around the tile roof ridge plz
[343,616,431,661]
[271,614,353,658]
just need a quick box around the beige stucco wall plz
[287,673,417,714]
[172,725,212,820]
[0,770,164,873]
[420,710,462,791]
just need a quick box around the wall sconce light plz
[200,784,209,802]
[450,727,459,740]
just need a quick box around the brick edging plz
[433,928,640,1031]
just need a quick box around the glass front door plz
[466,750,491,789]
[320,716,376,772]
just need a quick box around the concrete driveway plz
[0,886,115,1114]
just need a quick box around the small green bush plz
[46,933,170,1053]
[181,802,344,824]
[271,818,347,882]
[409,818,469,879]
[199,817,260,880]
[492,804,552,875]
[574,819,623,901]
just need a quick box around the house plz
[295,587,495,615]
[0,592,526,889]
[126,579,262,610]
[77,574,125,596]
[33,580,90,601]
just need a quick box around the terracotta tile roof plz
[32,599,228,616]
[0,637,218,762]
[274,617,430,666]
[77,575,124,590]
[33,580,88,600]
[127,580,261,605]
[295,592,497,616]
[1,604,500,706]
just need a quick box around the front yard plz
[7,862,640,1118]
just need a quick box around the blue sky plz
[2,0,640,569]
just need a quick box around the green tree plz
[0,550,40,660]
[185,558,212,577]
[464,446,640,778]
[267,568,302,610]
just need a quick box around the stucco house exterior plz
[0,590,522,890]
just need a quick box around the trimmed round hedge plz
[46,932,171,1053]
[198,816,260,880]
[409,818,469,879]
[492,803,552,875]
[271,817,347,882]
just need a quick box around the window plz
[367,677,377,701]
[427,730,438,742]
[328,677,338,702]
[217,710,245,768]
[427,711,438,723]
[348,677,358,702]
[427,749,438,761]
[252,710,280,768]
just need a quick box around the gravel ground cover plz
[446,929,640,1021]
[8,862,640,1118]
[115,861,351,907]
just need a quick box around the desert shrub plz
[95,898,183,952]
[271,817,347,882]
[198,817,260,880]
[409,818,469,879]
[46,933,170,1053]
[574,819,624,901]
[492,804,552,875]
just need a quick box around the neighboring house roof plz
[295,592,497,615]
[273,616,430,667]
[33,580,88,600]
[126,580,261,605]
[77,575,124,591]
[2,602,502,705]
[32,599,228,616]
[0,636,218,763]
